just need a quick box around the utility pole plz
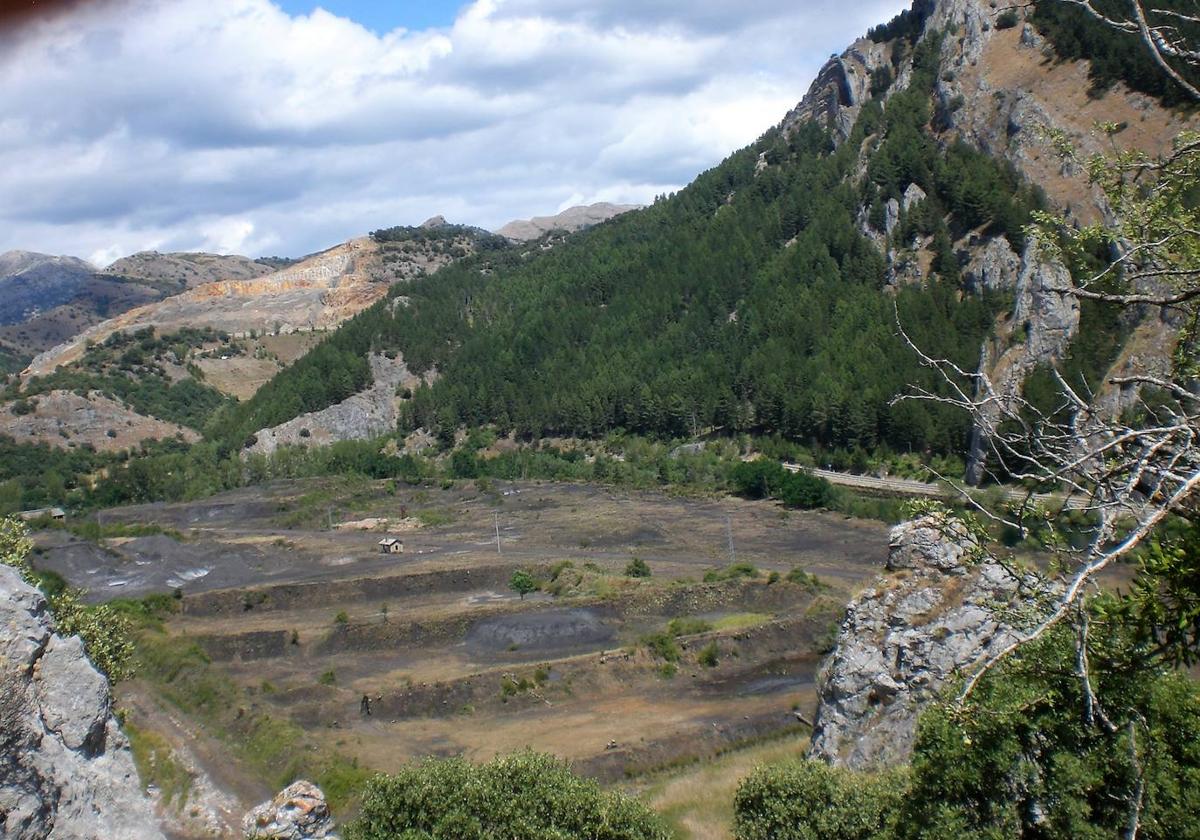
[726,516,735,565]
[494,512,502,555]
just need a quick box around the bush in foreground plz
[734,758,904,840]
[345,751,668,840]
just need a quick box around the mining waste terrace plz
[32,477,890,807]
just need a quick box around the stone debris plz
[243,780,339,839]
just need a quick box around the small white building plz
[378,537,404,555]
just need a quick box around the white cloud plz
[0,0,909,259]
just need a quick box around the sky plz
[0,0,910,265]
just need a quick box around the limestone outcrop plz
[243,781,339,839]
[246,354,425,457]
[0,566,164,839]
[808,514,1027,770]
[965,241,1080,484]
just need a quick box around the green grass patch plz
[666,617,713,637]
[415,508,455,527]
[125,720,194,809]
[132,629,370,810]
[711,613,773,632]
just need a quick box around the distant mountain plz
[0,251,103,326]
[496,202,641,241]
[103,251,274,292]
[0,249,285,369]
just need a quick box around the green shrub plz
[704,561,759,583]
[625,557,652,578]
[896,627,1200,840]
[641,632,681,663]
[786,568,823,591]
[334,610,349,625]
[318,670,336,686]
[345,751,668,840]
[779,471,835,509]
[734,759,904,840]
[667,617,713,637]
[697,642,719,667]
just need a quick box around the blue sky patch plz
[275,0,463,33]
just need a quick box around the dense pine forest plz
[223,36,1032,458]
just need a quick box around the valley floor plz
[31,478,889,837]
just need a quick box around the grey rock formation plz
[964,235,1021,294]
[243,781,339,839]
[965,242,1079,484]
[0,566,164,840]
[808,514,1026,770]
[497,203,641,242]
[902,183,927,213]
[884,199,901,237]
[247,354,425,457]
[781,39,891,142]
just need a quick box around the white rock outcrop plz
[0,566,164,840]
[808,514,1027,770]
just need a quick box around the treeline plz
[225,34,1036,463]
[1031,0,1200,108]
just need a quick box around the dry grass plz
[628,734,810,840]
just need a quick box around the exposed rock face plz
[965,242,1080,484]
[0,566,164,840]
[496,202,642,241]
[964,235,1021,294]
[246,354,425,457]
[243,781,338,840]
[781,39,892,142]
[808,514,1026,770]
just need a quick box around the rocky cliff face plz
[808,514,1028,770]
[782,0,1194,485]
[246,354,426,457]
[0,566,163,839]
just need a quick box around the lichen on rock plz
[808,513,1029,770]
[243,780,339,840]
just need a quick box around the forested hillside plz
[224,34,1037,458]
[1030,0,1200,106]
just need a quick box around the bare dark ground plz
[31,478,890,603]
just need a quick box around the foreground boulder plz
[808,513,1027,770]
[0,566,164,839]
[243,780,339,839]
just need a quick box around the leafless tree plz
[899,1,1200,697]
